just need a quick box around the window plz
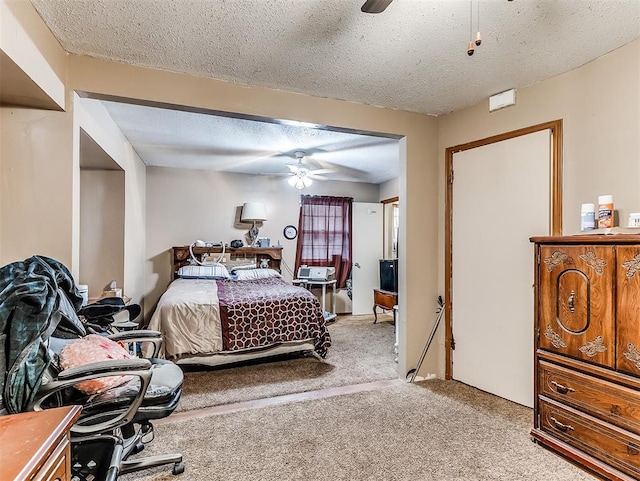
[294,195,353,287]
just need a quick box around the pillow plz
[234,268,282,280]
[59,334,133,394]
[229,263,257,273]
[177,264,230,279]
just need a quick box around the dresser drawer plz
[33,435,69,481]
[539,396,640,479]
[539,360,640,434]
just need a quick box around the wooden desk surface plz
[0,406,82,480]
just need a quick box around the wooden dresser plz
[530,235,640,481]
[0,405,82,481]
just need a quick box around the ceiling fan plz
[361,0,393,14]
[286,151,333,189]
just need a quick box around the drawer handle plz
[551,380,575,395]
[550,416,574,433]
[628,443,640,456]
[568,290,575,313]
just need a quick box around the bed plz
[147,245,331,366]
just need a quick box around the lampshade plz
[241,202,267,221]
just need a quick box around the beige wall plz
[0,0,69,262]
[80,169,125,299]
[0,0,67,109]
[436,39,640,377]
[73,97,147,304]
[1,106,74,263]
[145,166,380,319]
[440,39,640,232]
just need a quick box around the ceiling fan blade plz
[361,0,393,14]
[286,164,305,173]
[307,174,329,181]
[307,168,334,175]
[261,172,291,177]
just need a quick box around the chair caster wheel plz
[173,461,185,475]
[133,441,145,454]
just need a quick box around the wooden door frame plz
[444,119,563,379]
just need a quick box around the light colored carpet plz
[125,379,597,481]
[176,314,398,411]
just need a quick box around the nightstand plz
[373,288,397,323]
[1,405,82,481]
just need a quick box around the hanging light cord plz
[475,1,482,46]
[467,1,475,56]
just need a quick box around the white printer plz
[296,266,336,281]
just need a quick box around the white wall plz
[379,177,399,201]
[144,166,380,319]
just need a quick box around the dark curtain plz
[294,195,353,288]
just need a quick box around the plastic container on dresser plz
[530,235,640,481]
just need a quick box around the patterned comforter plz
[217,277,331,357]
[148,277,331,360]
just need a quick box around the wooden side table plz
[373,288,398,323]
[0,405,82,481]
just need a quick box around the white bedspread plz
[148,278,223,359]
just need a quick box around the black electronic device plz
[379,259,398,293]
[230,239,244,248]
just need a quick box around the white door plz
[452,130,551,407]
[352,202,383,315]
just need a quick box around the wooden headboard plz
[172,245,283,278]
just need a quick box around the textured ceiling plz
[97,99,400,183]
[31,0,640,183]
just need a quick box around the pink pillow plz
[59,334,133,394]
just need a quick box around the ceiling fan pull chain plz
[467,1,475,56]
[475,1,482,46]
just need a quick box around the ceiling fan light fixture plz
[303,177,312,187]
[288,176,298,187]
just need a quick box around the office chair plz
[1,255,184,479]
[31,290,185,480]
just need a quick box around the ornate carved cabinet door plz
[538,245,615,368]
[616,245,640,375]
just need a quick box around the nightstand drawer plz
[539,360,640,434]
[374,289,397,309]
[539,396,640,479]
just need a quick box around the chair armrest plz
[33,359,153,435]
[57,358,151,379]
[107,330,163,358]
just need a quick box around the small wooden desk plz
[0,405,82,481]
[373,288,398,323]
